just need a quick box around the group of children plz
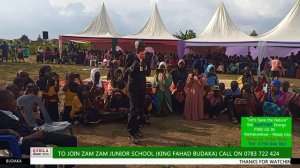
[2,66,101,126]
[2,63,157,128]
[2,58,299,130]
[152,59,300,123]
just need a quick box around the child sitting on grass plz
[204,85,225,120]
[205,64,219,92]
[70,85,89,125]
[105,89,130,114]
[224,81,241,124]
[63,72,83,122]
[107,69,127,97]
[89,68,105,110]
[235,83,259,122]
[36,66,60,121]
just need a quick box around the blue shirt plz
[206,75,219,87]
[224,88,241,96]
[1,44,9,54]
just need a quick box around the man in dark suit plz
[123,41,147,143]
[0,89,77,168]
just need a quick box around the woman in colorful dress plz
[183,62,206,120]
[152,62,173,116]
[23,43,30,59]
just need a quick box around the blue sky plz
[0,0,297,40]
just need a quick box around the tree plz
[173,29,196,40]
[20,34,30,43]
[250,30,258,36]
[37,34,43,43]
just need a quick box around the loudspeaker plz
[43,31,48,39]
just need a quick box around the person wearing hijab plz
[108,69,126,95]
[12,77,25,95]
[261,80,287,116]
[242,66,256,87]
[184,61,206,120]
[170,59,188,89]
[152,62,173,116]
[36,65,52,91]
[88,68,105,109]
[261,80,286,107]
[205,64,219,90]
[234,83,259,122]
[36,66,60,121]
[123,40,147,143]
[62,72,83,122]
[204,85,225,120]
[105,88,130,114]
[17,70,35,90]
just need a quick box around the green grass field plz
[1,61,300,89]
[0,62,107,88]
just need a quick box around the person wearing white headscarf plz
[170,59,188,89]
[152,62,173,116]
[89,68,104,109]
[90,68,103,88]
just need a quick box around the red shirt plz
[207,92,223,106]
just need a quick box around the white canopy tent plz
[122,3,178,41]
[61,3,120,38]
[254,0,300,75]
[59,3,121,54]
[185,2,257,47]
[258,0,300,47]
[120,3,181,57]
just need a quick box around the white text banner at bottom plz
[30,158,291,165]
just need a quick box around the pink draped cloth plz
[183,73,206,120]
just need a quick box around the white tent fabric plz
[122,3,178,41]
[186,2,256,46]
[63,3,120,38]
[258,0,300,46]
[257,41,267,77]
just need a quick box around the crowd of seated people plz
[0,68,78,167]
[182,51,300,78]
[1,48,300,161]
[35,42,182,73]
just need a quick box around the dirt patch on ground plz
[72,114,300,168]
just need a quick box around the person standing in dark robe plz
[170,59,188,87]
[123,40,147,143]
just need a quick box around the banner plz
[30,147,291,165]
[241,117,292,147]
[29,117,293,165]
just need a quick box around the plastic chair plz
[90,56,97,66]
[17,95,73,135]
[0,135,21,157]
